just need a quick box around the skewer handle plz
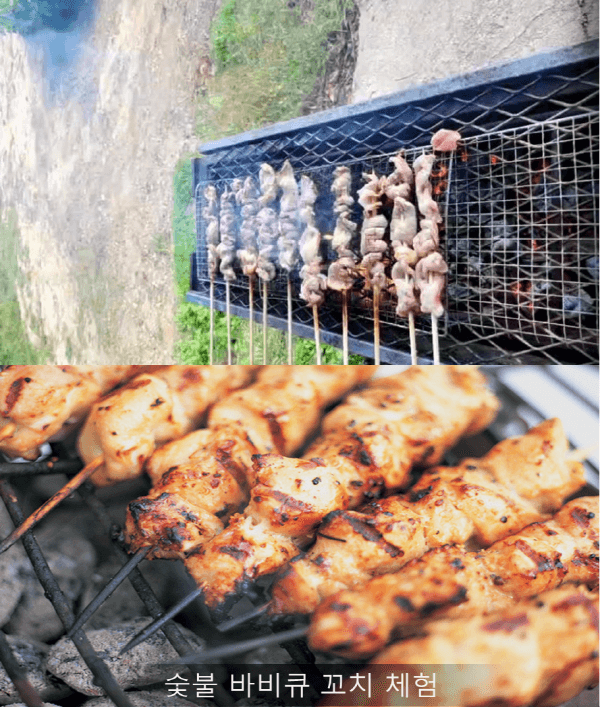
[263,279,268,364]
[431,314,440,365]
[226,279,232,365]
[287,278,293,365]
[249,277,254,365]
[313,305,321,365]
[342,290,349,366]
[373,286,381,366]
[209,278,215,365]
[408,311,418,365]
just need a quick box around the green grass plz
[0,209,50,364]
[175,0,364,364]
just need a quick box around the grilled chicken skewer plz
[236,177,260,364]
[256,164,279,363]
[0,366,152,461]
[184,367,499,611]
[387,151,419,364]
[124,366,374,559]
[269,418,586,618]
[309,495,597,657]
[77,366,256,488]
[218,186,238,364]
[358,172,388,364]
[277,161,301,364]
[203,185,220,364]
[299,175,326,363]
[320,586,599,707]
[327,166,358,364]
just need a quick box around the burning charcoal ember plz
[236,177,260,277]
[217,187,237,281]
[276,160,301,273]
[256,164,278,282]
[0,636,72,705]
[562,288,594,316]
[83,690,205,707]
[46,618,205,697]
[203,185,220,278]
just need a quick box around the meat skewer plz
[203,185,220,364]
[319,586,599,707]
[124,366,374,559]
[268,417,585,618]
[299,175,326,364]
[413,152,446,364]
[256,164,279,363]
[277,161,301,364]
[236,176,260,364]
[182,367,499,612]
[327,166,358,364]
[0,365,152,461]
[358,171,388,364]
[309,495,598,658]
[217,185,238,364]
[387,151,419,364]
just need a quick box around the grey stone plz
[46,618,205,697]
[83,688,210,707]
[0,635,71,705]
[0,544,30,628]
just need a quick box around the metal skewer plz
[373,285,381,365]
[225,279,232,364]
[408,309,418,364]
[209,277,215,365]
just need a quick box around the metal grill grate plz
[188,41,599,364]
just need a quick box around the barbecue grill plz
[0,366,598,707]
[188,41,599,364]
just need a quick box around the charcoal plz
[46,618,206,696]
[4,525,96,642]
[585,256,599,281]
[562,289,594,316]
[83,689,207,706]
[0,635,71,705]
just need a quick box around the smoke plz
[5,1,98,113]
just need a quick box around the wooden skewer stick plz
[429,271,440,365]
[408,310,418,365]
[225,279,232,365]
[209,278,215,365]
[287,277,293,365]
[0,456,104,555]
[263,279,268,364]
[248,276,254,365]
[0,423,17,442]
[342,290,349,366]
[373,285,381,365]
[313,305,321,365]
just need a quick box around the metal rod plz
[120,588,204,655]
[0,629,44,707]
[263,279,268,364]
[67,546,151,638]
[373,285,381,365]
[0,479,136,707]
[0,458,83,478]
[342,290,349,365]
[226,279,232,365]
[209,278,215,365]
[249,276,254,365]
[0,456,103,555]
[287,277,293,365]
[313,305,321,364]
[408,310,418,364]
[217,601,271,632]
[432,312,440,365]
[170,626,309,664]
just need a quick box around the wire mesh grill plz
[189,42,599,363]
[0,368,598,706]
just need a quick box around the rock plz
[0,544,30,628]
[46,618,205,697]
[83,689,210,706]
[4,527,96,642]
[0,635,71,705]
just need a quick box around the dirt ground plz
[0,0,219,363]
